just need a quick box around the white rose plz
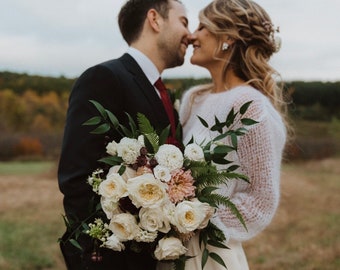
[137,135,145,146]
[117,137,143,164]
[107,165,137,182]
[100,196,120,220]
[184,143,205,161]
[108,213,139,241]
[171,200,209,233]
[154,237,187,261]
[98,173,128,202]
[106,141,118,156]
[155,144,184,171]
[103,233,125,251]
[127,173,167,208]
[153,165,171,182]
[174,99,180,112]
[139,207,171,233]
[193,199,214,229]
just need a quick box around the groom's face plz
[158,1,190,68]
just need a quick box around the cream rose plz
[107,165,137,182]
[155,144,184,171]
[139,207,171,233]
[153,165,171,182]
[184,143,205,161]
[154,237,187,261]
[98,173,128,202]
[127,173,167,208]
[100,196,120,219]
[171,200,210,233]
[108,213,139,241]
[103,233,125,251]
[106,141,118,156]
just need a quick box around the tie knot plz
[154,77,167,92]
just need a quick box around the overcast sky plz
[1,0,340,81]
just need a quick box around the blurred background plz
[0,0,339,269]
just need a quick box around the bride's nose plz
[188,33,197,44]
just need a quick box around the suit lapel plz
[119,54,167,119]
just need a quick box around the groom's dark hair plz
[118,0,182,45]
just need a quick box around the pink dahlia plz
[167,169,195,203]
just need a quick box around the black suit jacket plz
[58,54,177,270]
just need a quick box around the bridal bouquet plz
[63,99,257,269]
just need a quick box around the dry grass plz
[0,159,339,269]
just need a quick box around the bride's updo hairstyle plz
[199,0,285,113]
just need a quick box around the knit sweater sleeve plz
[212,95,286,242]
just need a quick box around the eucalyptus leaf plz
[98,156,123,166]
[70,239,83,250]
[240,100,253,114]
[198,115,209,128]
[89,100,107,119]
[209,252,227,269]
[90,123,110,134]
[241,118,259,126]
[106,110,120,129]
[82,116,102,126]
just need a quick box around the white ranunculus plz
[103,233,125,251]
[108,213,139,241]
[155,144,184,171]
[106,141,118,156]
[127,173,167,208]
[117,137,143,164]
[98,173,128,202]
[107,165,137,182]
[171,200,209,233]
[154,237,187,261]
[153,165,171,182]
[100,196,120,220]
[139,207,171,233]
[184,143,205,161]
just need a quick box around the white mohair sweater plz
[180,85,286,243]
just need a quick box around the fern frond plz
[137,113,154,134]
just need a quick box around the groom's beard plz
[158,40,186,69]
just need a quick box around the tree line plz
[0,71,339,160]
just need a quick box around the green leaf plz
[209,252,227,269]
[70,239,83,250]
[225,107,237,128]
[213,145,235,155]
[198,115,209,128]
[82,116,102,126]
[90,123,110,134]
[89,100,107,119]
[137,113,155,134]
[98,156,123,166]
[126,113,138,137]
[144,132,160,153]
[118,165,126,175]
[106,110,120,129]
[241,118,258,126]
[159,125,171,145]
[119,124,133,137]
[240,100,253,114]
[201,248,209,269]
[207,239,229,249]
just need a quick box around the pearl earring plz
[222,42,229,51]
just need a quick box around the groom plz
[58,0,190,269]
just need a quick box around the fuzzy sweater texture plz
[179,85,286,242]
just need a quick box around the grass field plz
[0,159,339,270]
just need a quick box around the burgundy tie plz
[154,77,176,137]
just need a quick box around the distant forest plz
[0,71,339,160]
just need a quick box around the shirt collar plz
[127,47,160,85]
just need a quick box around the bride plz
[158,0,288,269]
